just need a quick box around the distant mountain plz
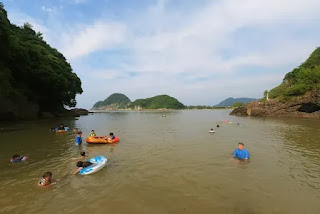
[130,95,185,109]
[214,97,257,107]
[92,93,131,109]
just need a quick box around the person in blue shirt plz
[232,142,249,160]
[76,131,82,146]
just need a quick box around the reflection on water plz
[0,110,320,214]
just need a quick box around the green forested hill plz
[0,3,82,120]
[269,47,320,99]
[93,94,185,110]
[130,95,185,109]
[93,93,131,109]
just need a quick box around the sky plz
[2,0,320,108]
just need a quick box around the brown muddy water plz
[0,110,319,214]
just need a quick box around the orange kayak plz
[86,136,120,144]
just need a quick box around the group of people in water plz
[11,123,118,187]
[209,123,250,160]
[11,121,249,187]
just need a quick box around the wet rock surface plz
[230,89,320,119]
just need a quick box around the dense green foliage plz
[231,102,244,108]
[130,95,185,109]
[269,47,320,99]
[93,93,131,109]
[214,97,256,107]
[0,4,82,112]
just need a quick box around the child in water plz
[11,154,28,163]
[38,171,57,187]
[90,130,96,137]
[76,131,82,146]
[11,154,22,163]
[108,132,115,140]
[73,161,93,174]
[58,124,65,130]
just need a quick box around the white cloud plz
[60,21,127,59]
[4,0,320,108]
[41,6,57,14]
[129,0,320,74]
[72,0,320,107]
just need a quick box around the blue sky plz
[2,0,320,108]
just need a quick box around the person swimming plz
[58,124,65,131]
[38,171,57,187]
[209,128,215,133]
[73,161,93,174]
[71,152,86,160]
[217,125,220,128]
[11,154,28,163]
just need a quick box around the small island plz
[92,94,185,110]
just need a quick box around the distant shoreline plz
[90,108,232,112]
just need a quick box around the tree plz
[0,4,83,114]
[232,102,244,108]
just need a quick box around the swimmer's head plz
[43,171,52,180]
[210,128,213,130]
[80,152,85,157]
[109,132,114,136]
[12,154,20,159]
[238,142,244,150]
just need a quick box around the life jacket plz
[90,133,96,137]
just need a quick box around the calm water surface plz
[0,110,320,214]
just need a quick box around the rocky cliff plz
[230,89,320,118]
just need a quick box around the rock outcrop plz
[230,89,320,119]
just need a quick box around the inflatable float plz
[50,127,70,133]
[55,127,69,133]
[11,156,28,163]
[86,136,120,144]
[78,156,107,175]
[209,130,215,133]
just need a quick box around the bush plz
[268,48,320,99]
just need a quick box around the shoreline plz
[90,108,232,112]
